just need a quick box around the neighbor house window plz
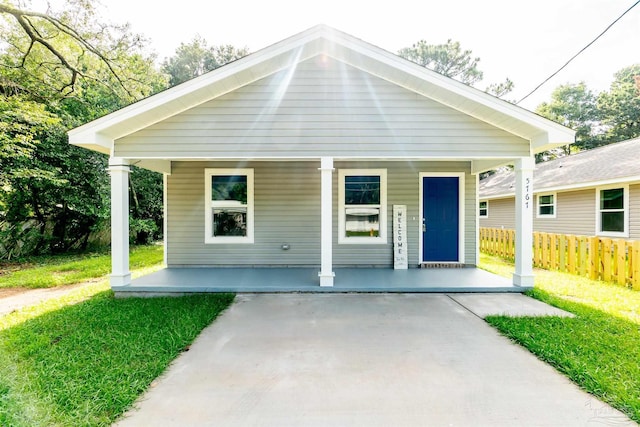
[204,169,254,243]
[537,193,556,218]
[596,186,628,237]
[338,169,387,244]
[479,200,488,218]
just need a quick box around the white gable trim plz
[69,25,574,157]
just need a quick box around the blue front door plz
[422,176,459,262]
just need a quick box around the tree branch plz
[0,3,135,99]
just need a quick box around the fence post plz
[633,240,640,291]
[568,235,576,274]
[550,233,558,271]
[589,236,600,280]
[615,239,626,286]
[602,238,612,282]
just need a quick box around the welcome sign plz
[393,205,408,269]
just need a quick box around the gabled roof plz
[479,137,640,198]
[69,24,574,167]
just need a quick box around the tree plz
[398,39,514,97]
[597,64,640,142]
[162,36,249,86]
[535,82,601,159]
[0,1,161,101]
[0,1,167,258]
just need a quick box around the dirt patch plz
[0,287,29,299]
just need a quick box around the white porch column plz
[513,157,535,287]
[108,157,131,287]
[318,157,335,286]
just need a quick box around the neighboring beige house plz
[69,25,574,292]
[480,137,640,239]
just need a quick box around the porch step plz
[420,263,465,269]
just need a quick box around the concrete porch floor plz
[120,267,521,294]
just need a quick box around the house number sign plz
[393,205,408,270]
[525,177,531,209]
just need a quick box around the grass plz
[0,244,236,426]
[0,291,234,426]
[480,253,640,423]
[0,245,164,289]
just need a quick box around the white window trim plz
[595,184,629,238]
[479,200,488,218]
[536,192,557,219]
[338,169,387,244]
[204,168,254,244]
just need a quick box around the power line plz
[517,0,640,105]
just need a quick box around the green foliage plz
[161,35,249,86]
[597,64,640,142]
[0,1,169,259]
[535,82,601,160]
[0,291,234,426]
[398,39,513,98]
[398,39,483,85]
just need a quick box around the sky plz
[39,0,640,110]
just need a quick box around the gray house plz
[480,137,640,239]
[69,25,574,292]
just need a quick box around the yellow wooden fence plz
[479,227,640,290]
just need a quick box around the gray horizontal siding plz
[480,189,598,237]
[116,57,529,158]
[479,198,515,230]
[535,189,595,236]
[167,160,476,268]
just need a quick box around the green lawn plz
[0,292,234,426]
[0,245,236,426]
[0,245,164,289]
[480,253,640,423]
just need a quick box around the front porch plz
[116,267,520,295]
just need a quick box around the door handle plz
[422,218,426,232]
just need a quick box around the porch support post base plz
[318,157,335,287]
[318,272,335,287]
[110,273,132,287]
[512,273,534,288]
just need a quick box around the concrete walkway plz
[116,293,634,426]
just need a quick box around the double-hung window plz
[479,200,488,218]
[596,186,628,237]
[537,193,556,218]
[338,169,387,244]
[205,169,254,243]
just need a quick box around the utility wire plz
[517,0,640,104]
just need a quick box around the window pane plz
[479,201,487,216]
[345,176,380,205]
[539,195,553,205]
[213,207,247,236]
[601,188,623,210]
[601,211,624,232]
[212,175,247,204]
[345,207,380,237]
[539,205,554,216]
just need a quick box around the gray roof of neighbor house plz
[479,137,640,198]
